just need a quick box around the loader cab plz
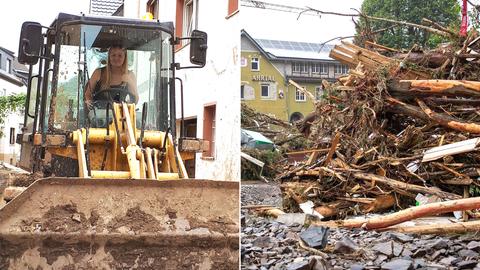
[17,13,207,172]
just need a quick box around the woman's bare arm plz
[85,69,100,105]
[127,70,139,103]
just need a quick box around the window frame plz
[251,57,259,71]
[9,127,15,145]
[6,59,11,73]
[292,62,301,73]
[335,64,349,74]
[295,88,306,102]
[300,62,309,74]
[175,0,197,49]
[260,83,270,99]
[202,104,216,159]
[312,63,328,74]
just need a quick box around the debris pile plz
[241,103,313,180]
[278,36,480,226]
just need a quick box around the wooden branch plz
[323,132,341,167]
[385,97,430,122]
[365,41,399,52]
[383,220,480,235]
[398,80,480,97]
[425,97,480,106]
[305,7,456,37]
[421,18,457,36]
[312,197,480,230]
[289,79,318,105]
[352,172,461,200]
[416,98,480,134]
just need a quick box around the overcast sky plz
[0,0,90,53]
[241,0,364,44]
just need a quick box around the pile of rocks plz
[242,215,480,270]
[241,182,480,270]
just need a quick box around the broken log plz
[392,52,450,68]
[351,172,461,200]
[384,220,480,235]
[390,80,480,97]
[386,97,480,134]
[425,97,480,106]
[311,197,480,230]
[416,98,480,134]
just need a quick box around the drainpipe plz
[284,59,290,121]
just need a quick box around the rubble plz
[241,181,480,269]
[275,33,480,227]
[242,22,480,269]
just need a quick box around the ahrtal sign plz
[252,75,275,82]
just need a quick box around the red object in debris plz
[460,0,468,37]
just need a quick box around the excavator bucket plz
[0,178,239,269]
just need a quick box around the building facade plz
[91,0,241,181]
[0,47,27,165]
[241,30,349,122]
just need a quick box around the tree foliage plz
[0,93,26,136]
[355,0,461,49]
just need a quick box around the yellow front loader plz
[0,13,238,269]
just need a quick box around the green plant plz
[355,0,461,49]
[0,93,26,136]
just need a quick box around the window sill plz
[200,156,215,161]
[251,69,260,72]
[295,100,307,102]
[225,9,239,19]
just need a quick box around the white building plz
[91,0,241,181]
[0,47,27,165]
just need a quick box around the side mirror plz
[189,30,207,66]
[18,22,43,65]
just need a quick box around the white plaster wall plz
[0,78,26,165]
[161,1,240,181]
[124,0,240,181]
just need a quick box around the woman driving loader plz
[85,45,139,108]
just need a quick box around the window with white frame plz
[183,0,196,41]
[241,85,244,99]
[6,59,11,73]
[312,63,327,74]
[335,64,349,74]
[315,86,323,100]
[175,0,197,48]
[261,84,270,98]
[260,83,276,100]
[295,88,306,102]
[251,57,259,71]
[292,62,301,73]
[301,62,309,73]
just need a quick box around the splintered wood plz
[329,41,431,80]
[279,35,480,230]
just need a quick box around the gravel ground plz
[241,182,480,270]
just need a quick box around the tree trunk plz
[383,220,480,235]
[352,172,461,200]
[389,80,480,98]
[311,197,480,230]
